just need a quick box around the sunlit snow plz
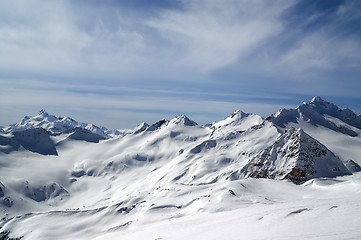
[1,97,361,240]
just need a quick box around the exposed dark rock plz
[65,127,105,143]
[190,140,217,154]
[239,128,351,184]
[13,128,58,155]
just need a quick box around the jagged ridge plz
[2,110,116,139]
[271,96,361,136]
[239,128,351,184]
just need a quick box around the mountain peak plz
[39,109,48,115]
[272,97,361,136]
[308,96,336,110]
[171,115,198,126]
[309,96,325,104]
[211,110,262,132]
[229,110,249,119]
[239,127,351,184]
[147,119,169,132]
[4,111,113,139]
[133,122,149,134]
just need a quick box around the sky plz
[1,0,361,129]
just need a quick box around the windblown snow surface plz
[1,97,361,240]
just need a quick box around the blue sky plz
[1,0,360,129]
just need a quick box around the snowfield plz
[1,97,361,240]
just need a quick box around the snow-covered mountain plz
[0,110,131,155]
[272,96,361,136]
[2,110,122,139]
[270,96,361,167]
[1,97,361,240]
[0,128,58,155]
[239,128,351,184]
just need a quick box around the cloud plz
[145,0,295,72]
[1,0,360,79]
[275,3,361,73]
[0,78,297,128]
[0,0,151,79]
[0,0,296,77]
[0,0,360,128]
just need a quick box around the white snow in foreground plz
[0,97,361,240]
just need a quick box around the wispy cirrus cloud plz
[272,0,361,73]
[0,78,297,128]
[0,0,360,128]
[145,0,294,72]
[0,86,293,130]
[0,0,296,77]
[1,0,360,79]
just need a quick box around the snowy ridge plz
[272,96,361,136]
[132,122,149,134]
[212,110,262,129]
[270,96,361,166]
[210,110,263,138]
[2,110,119,139]
[0,110,122,154]
[309,97,361,129]
[1,97,361,239]
[170,115,198,126]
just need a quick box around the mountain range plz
[1,96,361,240]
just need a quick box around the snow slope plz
[0,97,361,239]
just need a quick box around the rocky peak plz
[12,128,58,155]
[230,110,248,118]
[39,109,49,116]
[309,96,326,104]
[146,119,169,132]
[239,127,351,184]
[133,122,150,134]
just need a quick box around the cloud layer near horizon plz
[1,0,360,128]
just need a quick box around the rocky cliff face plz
[239,128,351,184]
[3,128,58,156]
